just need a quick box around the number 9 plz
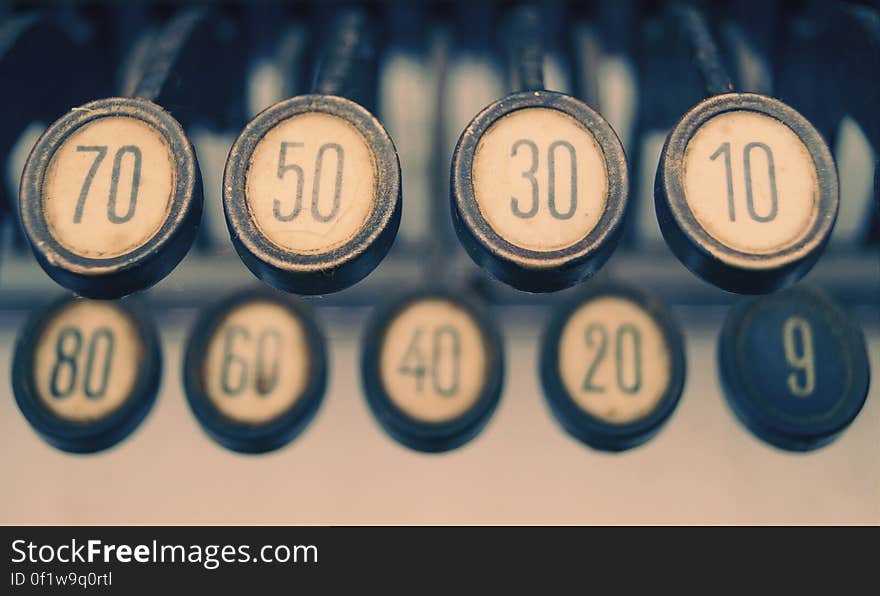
[782,316,815,397]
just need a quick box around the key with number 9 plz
[718,286,870,451]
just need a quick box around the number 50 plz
[274,142,345,223]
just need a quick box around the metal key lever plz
[16,8,233,299]
[0,11,111,254]
[450,2,629,293]
[654,1,839,294]
[223,5,402,296]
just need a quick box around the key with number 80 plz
[12,295,162,453]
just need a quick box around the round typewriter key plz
[20,97,202,299]
[719,286,870,452]
[224,95,401,295]
[361,290,504,453]
[183,289,327,453]
[540,284,686,451]
[656,93,838,294]
[451,91,628,292]
[11,295,162,453]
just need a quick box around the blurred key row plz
[10,282,871,454]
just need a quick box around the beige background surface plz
[1,308,877,525]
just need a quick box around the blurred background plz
[0,0,877,524]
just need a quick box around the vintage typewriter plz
[0,1,877,524]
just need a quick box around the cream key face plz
[183,291,328,453]
[557,296,671,425]
[683,110,819,254]
[472,107,608,252]
[43,116,175,259]
[202,300,310,425]
[33,300,143,423]
[246,112,377,254]
[379,299,488,423]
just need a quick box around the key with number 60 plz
[183,288,328,453]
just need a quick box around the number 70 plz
[74,145,142,224]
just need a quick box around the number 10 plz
[709,141,778,223]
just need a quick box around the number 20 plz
[582,323,642,394]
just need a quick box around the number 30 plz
[510,139,578,220]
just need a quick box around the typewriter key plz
[719,286,870,452]
[361,290,504,453]
[224,9,401,295]
[452,95,628,292]
[450,6,627,292]
[656,94,837,294]
[655,5,837,294]
[224,96,400,295]
[20,98,201,299]
[540,284,686,451]
[11,295,162,453]
[18,9,215,299]
[183,289,327,453]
